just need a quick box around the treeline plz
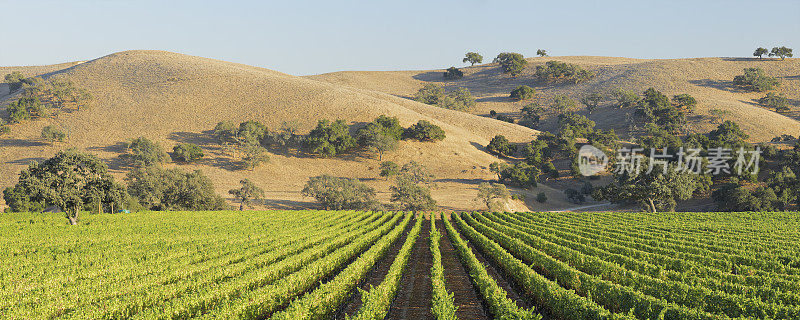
[1,72,93,136]
[301,161,438,211]
[212,115,445,160]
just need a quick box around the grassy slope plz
[310,56,800,142]
[1,50,563,211]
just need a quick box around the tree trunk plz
[239,203,244,211]
[647,198,657,213]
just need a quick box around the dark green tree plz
[5,149,126,224]
[733,67,780,92]
[228,179,265,210]
[302,175,378,210]
[171,143,204,163]
[403,120,446,142]
[493,52,527,77]
[509,85,536,101]
[580,92,604,114]
[594,162,700,212]
[753,47,768,59]
[390,176,437,211]
[486,135,514,156]
[463,52,483,66]
[303,119,356,157]
[551,95,577,114]
[41,125,66,144]
[536,49,547,57]
[122,137,169,167]
[125,166,228,211]
[769,46,793,60]
[534,61,594,84]
[443,67,464,80]
[413,83,446,105]
[379,161,400,179]
[757,92,791,112]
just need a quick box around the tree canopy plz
[463,52,483,66]
[493,52,527,77]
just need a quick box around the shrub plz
[463,52,483,66]
[551,95,577,114]
[302,175,378,210]
[123,137,169,167]
[0,125,9,136]
[769,46,793,60]
[6,97,46,123]
[672,94,697,109]
[403,120,445,142]
[438,87,476,111]
[242,145,270,170]
[558,113,596,139]
[518,103,543,129]
[611,89,640,109]
[304,119,356,157]
[733,67,779,92]
[536,192,547,203]
[41,125,66,143]
[580,92,604,114]
[509,85,536,101]
[534,61,594,84]
[3,71,27,92]
[126,166,228,211]
[564,188,585,204]
[213,121,238,145]
[237,120,268,147]
[443,67,463,80]
[379,161,399,179]
[414,83,445,105]
[171,143,204,163]
[493,52,527,77]
[487,135,514,156]
[758,92,791,111]
[495,114,515,123]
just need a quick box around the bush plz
[518,103,543,129]
[534,61,594,84]
[403,120,445,142]
[611,89,640,109]
[414,85,475,111]
[536,192,547,203]
[302,175,378,210]
[390,177,437,211]
[237,120,268,146]
[490,162,540,188]
[126,166,228,211]
[171,143,204,163]
[242,145,270,170]
[551,95,577,114]
[304,119,356,157]
[6,97,46,123]
[493,52,527,77]
[758,92,791,111]
[213,121,239,145]
[733,67,779,92]
[122,137,169,167]
[487,135,514,156]
[414,83,446,105]
[41,125,66,143]
[443,67,463,80]
[0,125,9,136]
[379,161,400,179]
[495,114,515,123]
[509,85,536,101]
[463,52,483,66]
[564,188,585,204]
[558,113,596,139]
[4,71,28,92]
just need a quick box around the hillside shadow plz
[261,198,317,210]
[782,75,800,80]
[0,138,48,148]
[168,131,220,150]
[688,79,745,93]
[6,157,47,165]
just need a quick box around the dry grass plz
[311,56,800,142]
[0,50,552,211]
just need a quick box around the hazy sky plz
[1,0,798,75]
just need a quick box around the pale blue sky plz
[1,0,798,75]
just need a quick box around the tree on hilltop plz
[769,46,793,60]
[463,52,483,66]
[753,47,768,59]
[536,49,547,57]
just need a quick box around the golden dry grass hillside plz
[1,50,567,211]
[310,56,800,142]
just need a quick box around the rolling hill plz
[0,50,558,211]
[311,56,800,142]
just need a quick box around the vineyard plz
[1,210,799,319]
